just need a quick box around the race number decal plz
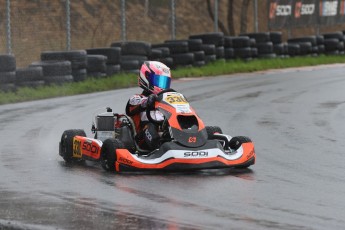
[73,138,82,158]
[163,92,192,114]
[164,94,187,105]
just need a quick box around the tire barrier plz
[29,61,73,85]
[0,54,16,92]
[41,50,87,82]
[288,36,316,56]
[189,32,224,61]
[111,41,151,73]
[242,32,276,59]
[322,32,345,54]
[164,40,201,68]
[16,66,45,88]
[148,47,173,67]
[86,55,107,78]
[3,30,345,92]
[86,47,121,76]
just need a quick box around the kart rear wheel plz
[206,126,223,139]
[229,136,252,150]
[59,129,86,162]
[100,139,124,171]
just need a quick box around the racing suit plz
[125,90,164,151]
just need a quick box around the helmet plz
[139,61,171,94]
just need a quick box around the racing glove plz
[147,94,157,110]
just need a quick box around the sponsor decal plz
[184,151,209,157]
[295,1,315,18]
[119,157,133,165]
[270,3,292,18]
[130,95,142,105]
[320,0,338,16]
[82,141,99,154]
[269,2,278,19]
[162,68,170,74]
[145,129,152,141]
[247,149,255,160]
[188,137,197,143]
[340,0,345,14]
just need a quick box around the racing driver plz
[125,61,171,151]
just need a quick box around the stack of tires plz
[270,32,286,57]
[86,55,107,78]
[111,41,151,74]
[148,47,173,67]
[189,32,224,62]
[41,50,87,82]
[287,36,314,56]
[152,41,194,69]
[16,66,45,88]
[187,39,206,67]
[150,47,173,66]
[285,43,300,57]
[86,47,121,76]
[322,32,345,55]
[241,32,276,59]
[232,36,253,60]
[316,35,325,55]
[223,36,235,60]
[165,39,204,67]
[29,61,73,85]
[0,54,16,92]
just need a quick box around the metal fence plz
[4,0,345,68]
[0,0,262,68]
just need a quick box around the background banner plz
[268,0,293,29]
[268,0,345,28]
[292,0,318,27]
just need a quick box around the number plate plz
[73,138,82,158]
[164,94,188,105]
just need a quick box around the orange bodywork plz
[114,142,255,172]
[157,102,205,131]
[72,136,102,160]
[72,135,255,172]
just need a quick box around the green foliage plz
[1,55,345,105]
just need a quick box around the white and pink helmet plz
[139,61,171,94]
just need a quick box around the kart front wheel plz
[205,126,223,139]
[100,139,124,171]
[229,136,252,151]
[59,129,86,162]
[230,136,253,169]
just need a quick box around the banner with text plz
[268,0,345,29]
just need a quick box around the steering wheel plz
[156,88,176,96]
[146,88,176,125]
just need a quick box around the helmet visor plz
[150,74,171,89]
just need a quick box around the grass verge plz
[1,55,345,105]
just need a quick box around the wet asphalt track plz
[0,65,345,230]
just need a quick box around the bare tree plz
[240,0,251,34]
[227,0,235,35]
[206,0,235,35]
[206,0,229,35]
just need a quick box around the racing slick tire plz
[230,136,253,169]
[206,126,223,139]
[59,129,86,163]
[229,136,252,151]
[100,139,124,172]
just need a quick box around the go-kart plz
[59,89,256,172]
